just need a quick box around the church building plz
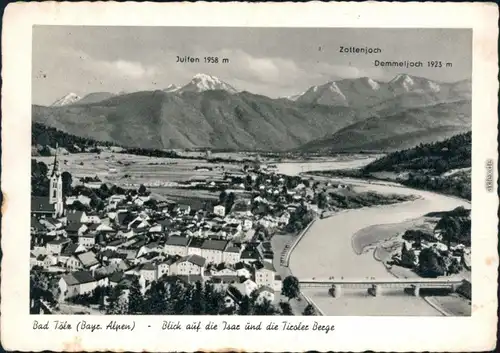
[31,147,65,218]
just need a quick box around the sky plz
[32,26,472,105]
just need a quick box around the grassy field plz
[34,151,242,186]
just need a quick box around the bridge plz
[299,278,466,297]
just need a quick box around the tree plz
[145,280,169,314]
[436,215,461,246]
[191,281,205,315]
[100,183,109,194]
[281,275,300,301]
[400,243,417,268]
[317,192,328,209]
[106,285,127,314]
[226,192,236,213]
[245,174,253,187]
[302,304,316,316]
[61,171,73,196]
[219,191,227,204]
[253,298,276,315]
[127,278,144,314]
[279,301,293,315]
[30,270,58,313]
[418,248,446,278]
[237,295,251,315]
[138,184,147,195]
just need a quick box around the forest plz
[32,123,115,154]
[363,132,471,175]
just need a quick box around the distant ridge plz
[36,73,471,152]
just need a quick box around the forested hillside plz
[364,132,471,174]
[32,122,115,154]
[363,132,471,200]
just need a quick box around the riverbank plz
[288,176,470,316]
[351,213,472,316]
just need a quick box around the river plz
[275,158,471,316]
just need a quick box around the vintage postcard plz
[1,2,498,352]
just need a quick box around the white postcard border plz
[1,2,498,352]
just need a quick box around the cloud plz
[101,60,157,79]
[60,48,158,79]
[185,48,386,97]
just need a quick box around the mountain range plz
[34,73,471,152]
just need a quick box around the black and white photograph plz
[1,2,498,352]
[28,26,475,317]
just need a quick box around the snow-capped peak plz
[365,77,380,90]
[390,74,415,91]
[51,93,81,106]
[163,84,181,93]
[427,81,441,92]
[179,73,238,94]
[328,82,347,100]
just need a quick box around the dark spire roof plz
[51,143,59,177]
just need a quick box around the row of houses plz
[56,255,281,302]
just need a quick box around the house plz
[108,271,146,290]
[157,258,175,278]
[164,236,190,256]
[170,254,207,276]
[107,194,127,210]
[45,254,58,268]
[255,285,275,304]
[201,239,228,264]
[31,216,47,235]
[58,271,97,299]
[278,211,290,225]
[133,195,150,207]
[213,205,226,217]
[273,274,283,292]
[240,246,261,264]
[187,237,205,256]
[67,251,100,271]
[67,210,89,224]
[31,196,58,218]
[40,218,63,231]
[176,204,191,215]
[116,211,134,228]
[93,264,119,285]
[116,229,135,239]
[46,237,71,255]
[128,216,150,231]
[258,215,278,229]
[223,244,242,265]
[138,262,158,282]
[96,223,114,233]
[212,275,240,285]
[78,233,96,248]
[66,222,87,237]
[241,219,253,231]
[137,242,162,258]
[66,195,92,207]
[231,279,258,297]
[35,254,48,268]
[58,242,86,265]
[117,248,140,263]
[236,267,252,279]
[148,223,163,234]
[30,253,38,268]
[254,262,275,287]
[85,213,102,224]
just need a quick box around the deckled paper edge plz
[1,2,498,352]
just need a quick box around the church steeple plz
[49,143,64,216]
